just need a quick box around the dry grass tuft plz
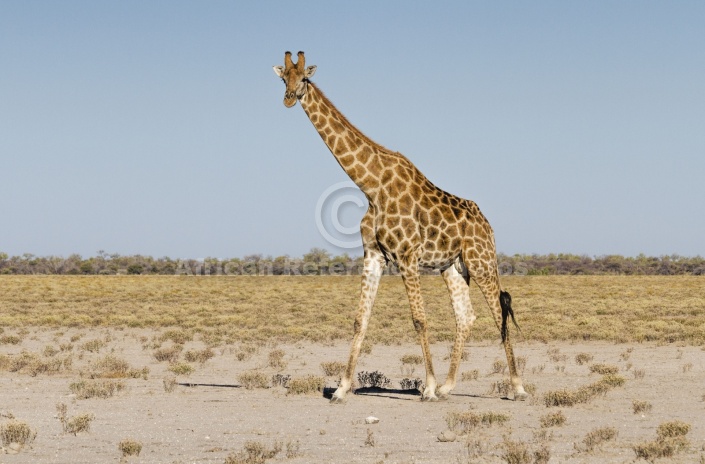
[167,362,194,376]
[4,350,72,376]
[632,420,690,461]
[320,361,346,377]
[287,375,325,395]
[490,359,508,375]
[163,376,178,393]
[575,352,594,365]
[224,440,281,464]
[184,348,215,364]
[238,371,269,390]
[118,438,142,458]
[539,410,566,428]
[90,355,148,379]
[632,400,653,414]
[400,353,424,365]
[69,379,125,399]
[543,374,625,407]
[153,345,182,363]
[461,369,479,381]
[0,420,37,449]
[56,403,93,435]
[80,338,105,352]
[577,426,618,453]
[501,438,531,464]
[589,363,619,375]
[0,334,22,345]
[267,349,287,369]
[446,410,510,434]
[159,329,192,344]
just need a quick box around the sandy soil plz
[1,329,704,463]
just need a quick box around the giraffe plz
[273,51,528,403]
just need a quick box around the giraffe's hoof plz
[330,394,346,404]
[421,393,439,402]
[514,391,529,402]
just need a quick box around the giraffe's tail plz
[500,290,521,343]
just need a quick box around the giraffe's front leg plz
[330,251,384,403]
[398,257,438,402]
[437,264,476,399]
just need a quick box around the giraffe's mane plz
[308,81,396,156]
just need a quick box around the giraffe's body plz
[274,52,527,402]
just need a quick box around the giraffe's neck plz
[300,82,396,198]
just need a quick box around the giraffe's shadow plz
[322,386,422,401]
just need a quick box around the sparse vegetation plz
[238,371,269,390]
[69,379,125,399]
[1,276,703,345]
[90,355,148,379]
[577,426,618,453]
[446,410,510,434]
[267,349,287,369]
[225,440,281,464]
[80,338,105,352]
[357,370,391,388]
[632,400,653,414]
[633,420,691,461]
[400,353,424,365]
[118,438,142,458]
[539,410,566,428]
[461,369,479,381]
[167,362,194,376]
[287,375,325,395]
[320,361,346,376]
[589,363,619,375]
[163,376,178,393]
[271,374,291,388]
[153,345,182,363]
[575,352,594,365]
[543,374,626,407]
[184,348,215,364]
[0,420,37,449]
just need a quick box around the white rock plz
[364,416,380,424]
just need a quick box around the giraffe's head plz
[273,51,317,108]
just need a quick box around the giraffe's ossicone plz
[274,51,527,403]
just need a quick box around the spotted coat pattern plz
[274,52,527,402]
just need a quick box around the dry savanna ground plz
[1,275,704,463]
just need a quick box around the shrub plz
[238,371,269,390]
[287,375,325,395]
[501,438,531,464]
[168,363,194,376]
[539,410,566,428]
[578,426,618,452]
[267,349,286,369]
[69,379,125,399]
[0,420,37,448]
[461,369,479,381]
[65,413,95,435]
[159,329,192,344]
[632,400,652,414]
[399,378,423,391]
[271,374,291,388]
[589,363,619,375]
[446,410,510,434]
[357,371,391,388]
[91,355,148,379]
[224,440,282,464]
[184,348,215,364]
[118,438,142,457]
[400,354,424,365]
[632,421,690,461]
[163,376,178,393]
[320,361,346,376]
[575,353,594,365]
[153,345,182,363]
[80,339,105,352]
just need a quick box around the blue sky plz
[1,1,703,259]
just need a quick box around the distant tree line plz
[1,249,703,276]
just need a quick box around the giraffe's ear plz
[305,65,317,78]
[273,66,285,78]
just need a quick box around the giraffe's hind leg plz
[470,261,528,401]
[437,262,476,399]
